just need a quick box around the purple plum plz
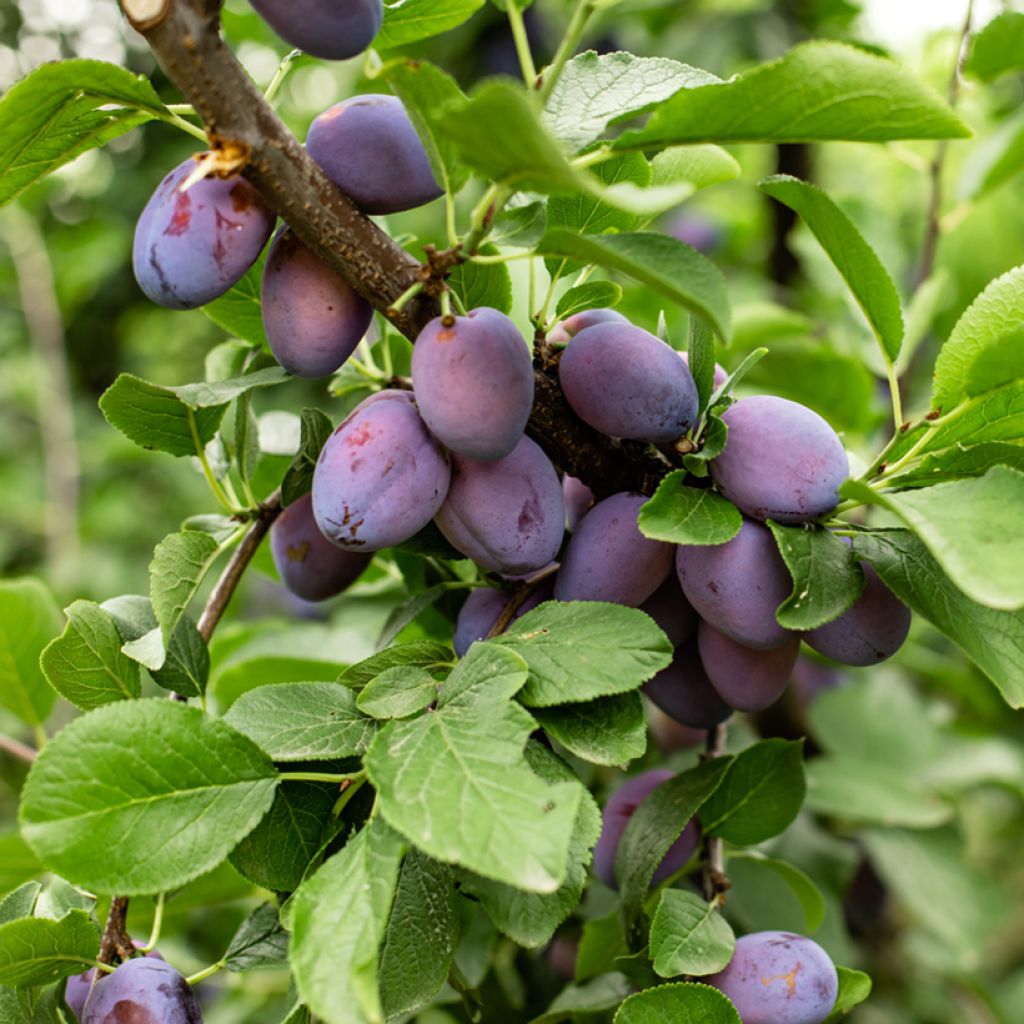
[250,0,383,61]
[643,640,733,730]
[548,307,629,345]
[640,575,698,648]
[698,620,799,712]
[563,475,595,531]
[80,957,201,1024]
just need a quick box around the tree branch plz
[701,722,729,904]
[121,0,667,498]
[98,897,135,966]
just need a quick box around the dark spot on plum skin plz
[707,581,719,594]
[106,999,158,1023]
[286,541,310,563]
[229,182,255,212]
[164,191,191,236]
[346,423,374,447]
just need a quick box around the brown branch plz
[0,734,37,763]
[197,490,283,643]
[485,561,562,639]
[121,0,667,498]
[98,898,135,966]
[701,722,730,904]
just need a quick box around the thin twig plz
[98,898,135,966]
[485,562,561,640]
[0,734,37,763]
[701,723,729,904]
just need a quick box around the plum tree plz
[312,391,450,551]
[554,493,674,606]
[132,160,275,310]
[697,621,800,712]
[453,582,553,656]
[562,475,595,531]
[676,519,793,650]
[643,640,733,730]
[412,308,534,460]
[805,562,911,665]
[711,396,849,523]
[306,95,443,214]
[592,769,701,889]
[640,575,698,648]
[435,437,564,576]
[558,322,699,442]
[261,229,373,378]
[80,957,202,1023]
[249,0,383,61]
[547,307,629,344]
[270,493,372,601]
[705,931,839,1024]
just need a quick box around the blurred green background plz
[2,1,1024,1021]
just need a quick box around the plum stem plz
[506,1,538,89]
[539,0,597,103]
[185,959,226,986]
[0,734,37,763]
[701,722,730,905]
[139,893,165,953]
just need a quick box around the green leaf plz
[379,852,458,1018]
[0,834,42,897]
[687,317,717,416]
[376,0,484,49]
[530,972,632,1024]
[650,145,741,191]
[700,739,805,845]
[854,529,1024,707]
[357,667,437,719]
[375,582,460,652]
[0,911,99,988]
[290,821,405,1024]
[958,107,1024,202]
[805,756,951,828]
[147,530,222,654]
[0,884,40,926]
[99,369,289,458]
[202,257,269,349]
[614,982,741,1024]
[576,911,628,982]
[39,601,141,710]
[649,890,735,978]
[459,743,601,948]
[224,903,289,974]
[536,231,730,341]
[448,244,512,314]
[230,778,339,892]
[225,682,377,761]
[726,853,826,933]
[340,641,454,690]
[0,579,61,726]
[101,595,209,698]
[384,59,470,195]
[532,692,647,766]
[825,966,873,1021]
[543,51,720,151]
[639,472,742,546]
[616,758,733,947]
[491,200,547,248]
[963,11,1024,81]
[766,523,864,631]
[932,264,1024,412]
[843,467,1024,610]
[281,408,335,506]
[0,59,167,206]
[19,699,277,895]
[555,282,623,321]
[492,601,673,707]
[885,441,1024,489]
[759,175,903,363]
[615,41,969,149]
[365,646,580,892]
[33,879,94,923]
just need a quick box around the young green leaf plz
[0,911,99,988]
[576,911,629,982]
[843,466,1024,610]
[726,853,826,933]
[340,641,454,690]
[759,175,904,364]
[530,972,632,1024]
[885,441,1024,489]
[699,739,805,845]
[39,601,141,710]
[491,601,673,707]
[616,758,733,947]
[854,529,1024,707]
[532,692,647,766]
[544,51,720,150]
[766,523,865,631]
[224,903,289,974]
[958,107,1024,202]
[650,145,741,191]
[824,966,873,1021]
[448,244,513,314]
[458,743,601,948]
[356,666,438,719]
[0,60,168,207]
[687,316,717,415]
[147,530,222,654]
[649,890,735,978]
[376,0,484,49]
[932,264,1024,411]
[0,578,61,727]
[614,982,741,1024]
[290,820,406,1024]
[638,472,742,546]
[224,682,378,761]
[281,407,335,506]
[555,282,623,322]
[614,41,970,149]
[536,231,730,342]
[19,700,277,895]
[364,647,580,892]
[963,11,1024,81]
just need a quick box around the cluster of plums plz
[66,952,201,1023]
[594,769,839,1024]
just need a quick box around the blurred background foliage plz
[2,1,1024,1022]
